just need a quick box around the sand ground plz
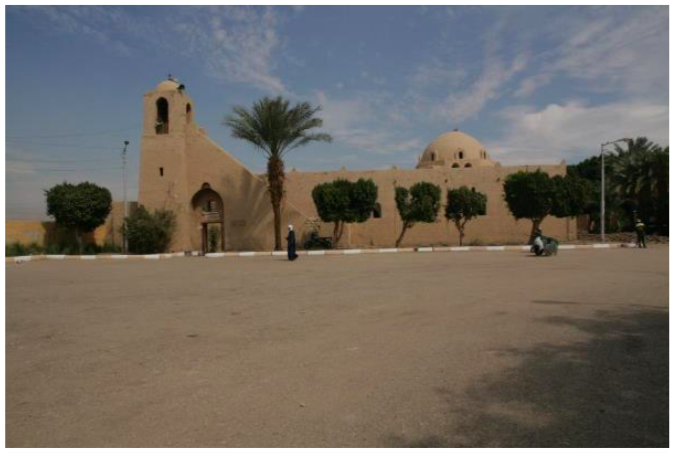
[5,246,669,447]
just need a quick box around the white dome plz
[418,130,495,168]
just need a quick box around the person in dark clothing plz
[635,219,647,248]
[286,225,298,261]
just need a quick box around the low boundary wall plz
[7,243,636,264]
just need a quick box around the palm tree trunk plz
[267,156,285,251]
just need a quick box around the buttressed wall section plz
[138,80,575,252]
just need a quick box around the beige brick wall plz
[6,201,135,248]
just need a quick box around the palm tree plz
[225,97,332,250]
[608,137,668,232]
[609,137,659,202]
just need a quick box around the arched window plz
[156,98,169,134]
[459,151,464,159]
[430,152,436,161]
[452,163,460,168]
[465,163,472,168]
[186,103,193,124]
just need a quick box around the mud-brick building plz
[138,78,575,252]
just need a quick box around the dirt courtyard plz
[6,247,669,447]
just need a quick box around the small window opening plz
[373,202,382,219]
[459,151,464,159]
[159,167,164,177]
[430,152,436,162]
[452,163,460,168]
[186,103,193,124]
[465,163,472,168]
[156,98,169,134]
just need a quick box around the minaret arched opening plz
[156,97,169,134]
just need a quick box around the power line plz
[7,157,119,163]
[23,167,124,172]
[6,139,126,152]
[6,125,141,140]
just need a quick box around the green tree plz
[650,147,669,234]
[608,138,669,234]
[567,155,601,181]
[395,182,441,247]
[568,137,669,235]
[504,170,592,242]
[550,175,591,219]
[444,186,487,246]
[44,181,112,252]
[224,97,332,250]
[503,170,556,241]
[123,206,176,254]
[568,155,625,233]
[312,178,378,247]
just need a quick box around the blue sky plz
[6,5,669,219]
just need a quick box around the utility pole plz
[601,142,605,243]
[122,140,129,253]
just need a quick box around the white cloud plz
[409,9,530,125]
[410,58,467,90]
[360,71,386,86]
[17,6,132,56]
[11,6,291,95]
[315,91,424,155]
[435,53,528,123]
[485,100,669,165]
[512,7,668,99]
[513,73,553,98]
[555,8,667,98]
[174,6,288,95]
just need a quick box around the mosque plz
[138,78,575,252]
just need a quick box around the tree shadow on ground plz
[387,306,668,448]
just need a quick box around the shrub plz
[100,242,122,254]
[6,242,43,256]
[124,206,176,254]
[44,181,112,252]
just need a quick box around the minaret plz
[137,77,195,251]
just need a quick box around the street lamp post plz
[122,140,130,253]
[600,138,630,243]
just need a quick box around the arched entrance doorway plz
[191,183,225,254]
